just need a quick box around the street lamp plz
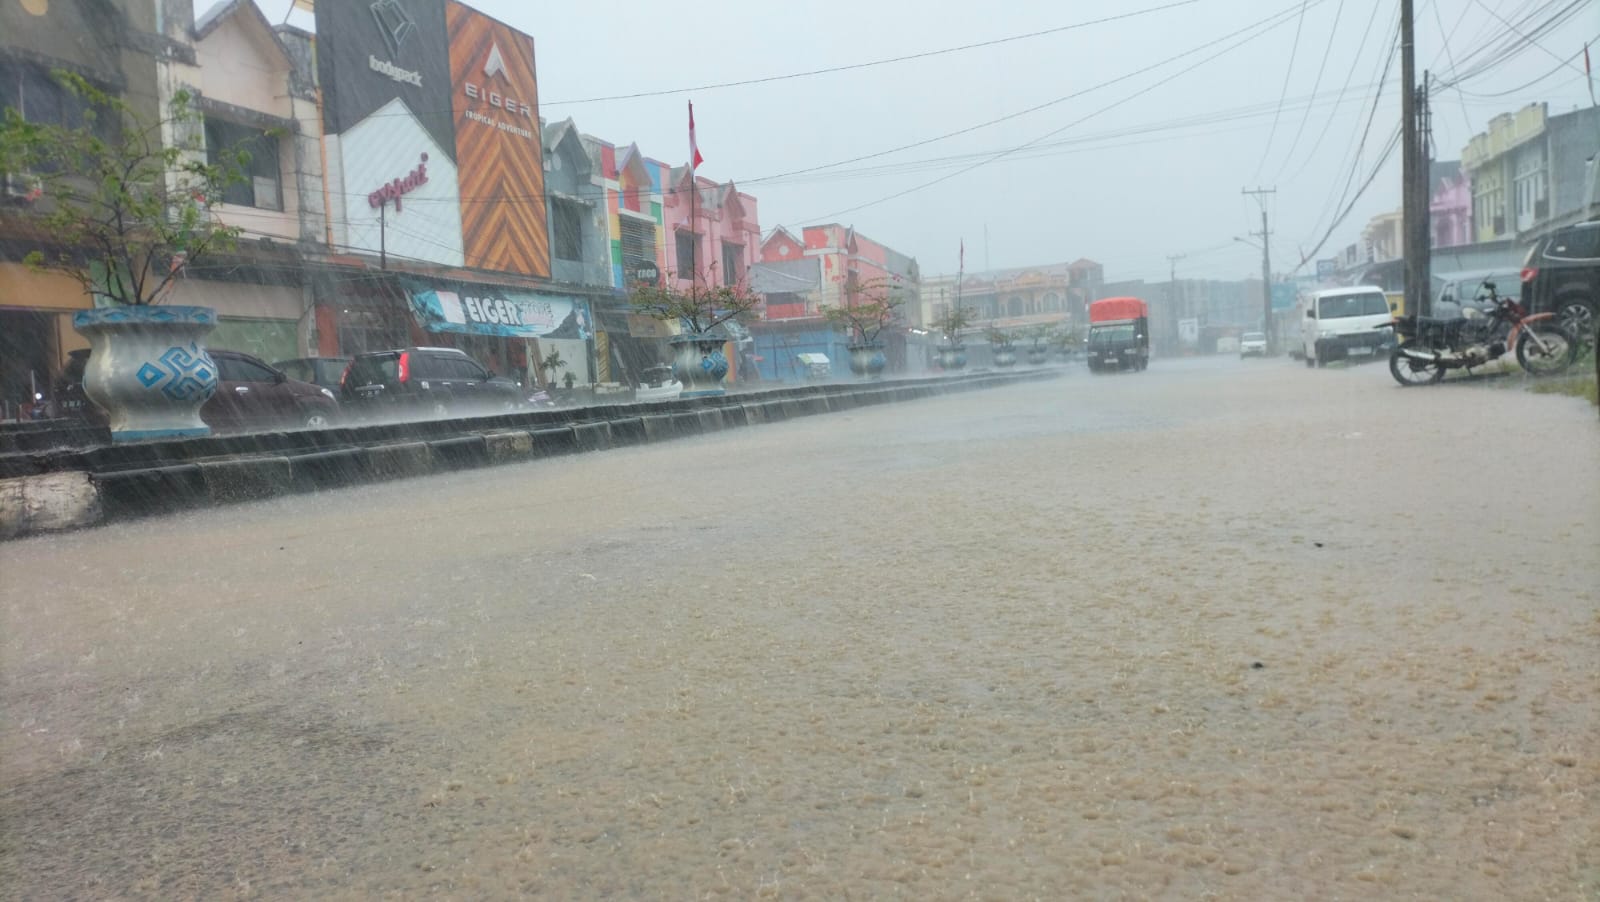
[1233,235,1261,250]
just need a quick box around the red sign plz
[367,153,430,212]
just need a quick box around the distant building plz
[1462,102,1600,244]
[1429,160,1472,249]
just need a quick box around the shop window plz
[553,200,584,261]
[204,118,282,211]
[675,230,697,278]
[620,217,656,269]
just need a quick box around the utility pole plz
[1400,0,1431,318]
[1243,187,1277,353]
[1167,253,1185,350]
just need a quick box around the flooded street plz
[3,359,1597,899]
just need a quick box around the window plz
[219,356,277,383]
[620,217,656,270]
[0,60,90,128]
[552,200,584,261]
[1316,293,1389,318]
[277,360,312,382]
[675,230,697,278]
[449,357,487,380]
[204,118,281,210]
[722,241,743,286]
[411,353,450,380]
[1547,226,1600,261]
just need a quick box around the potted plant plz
[821,277,904,379]
[631,263,761,397]
[930,305,974,371]
[1025,325,1054,365]
[0,74,251,441]
[987,327,1018,368]
[539,348,566,387]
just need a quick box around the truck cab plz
[1086,297,1150,372]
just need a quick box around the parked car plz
[273,356,351,394]
[1434,269,1517,319]
[1301,286,1394,366]
[340,347,523,418]
[56,348,340,431]
[1521,220,1598,341]
[1238,332,1267,357]
[634,364,682,403]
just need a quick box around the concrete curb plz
[0,370,1058,539]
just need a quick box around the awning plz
[403,276,591,340]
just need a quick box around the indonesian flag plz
[689,101,704,171]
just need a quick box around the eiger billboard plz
[316,0,550,279]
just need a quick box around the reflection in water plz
[2,359,1596,898]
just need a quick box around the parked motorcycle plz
[1381,282,1578,386]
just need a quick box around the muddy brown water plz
[3,358,1597,899]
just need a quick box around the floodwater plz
[3,357,1597,899]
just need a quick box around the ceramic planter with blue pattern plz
[671,332,730,398]
[72,306,218,442]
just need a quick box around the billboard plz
[446,0,549,277]
[315,0,549,277]
[405,278,590,339]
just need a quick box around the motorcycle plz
[1380,281,1578,386]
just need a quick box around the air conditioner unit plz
[3,172,42,201]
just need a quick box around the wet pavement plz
[3,356,1597,899]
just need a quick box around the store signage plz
[462,40,533,119]
[408,279,591,339]
[630,260,660,286]
[367,153,430,212]
[369,56,423,86]
[368,0,422,86]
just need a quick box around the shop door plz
[0,310,58,418]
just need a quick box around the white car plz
[1239,332,1267,357]
[1301,287,1395,367]
[634,365,683,402]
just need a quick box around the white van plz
[1301,286,1394,367]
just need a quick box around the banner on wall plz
[404,278,591,340]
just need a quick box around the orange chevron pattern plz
[447,1,549,278]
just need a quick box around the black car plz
[340,347,523,418]
[274,356,351,394]
[56,348,340,431]
[1521,220,1598,340]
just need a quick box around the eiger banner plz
[405,279,591,340]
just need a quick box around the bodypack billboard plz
[316,0,549,278]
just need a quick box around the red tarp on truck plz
[1089,297,1148,323]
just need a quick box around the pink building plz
[1431,160,1472,248]
[755,224,916,320]
[662,168,761,293]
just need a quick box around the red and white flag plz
[689,101,704,171]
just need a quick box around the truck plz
[1086,297,1150,372]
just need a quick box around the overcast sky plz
[254,0,1597,283]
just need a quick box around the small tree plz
[631,262,762,336]
[1025,323,1055,351]
[539,348,566,386]
[0,72,254,306]
[820,277,905,346]
[986,327,1016,351]
[931,305,975,346]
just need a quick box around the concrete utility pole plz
[1167,254,1186,346]
[1400,0,1431,318]
[1242,187,1276,353]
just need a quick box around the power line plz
[1270,0,1347,184]
[1251,0,1312,182]
[1282,0,1389,184]
[1429,0,1476,133]
[799,0,1327,223]
[1469,0,1591,76]
[539,0,1202,106]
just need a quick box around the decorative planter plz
[993,349,1017,368]
[671,332,731,397]
[937,344,967,371]
[1027,348,1050,366]
[848,342,887,379]
[72,305,219,442]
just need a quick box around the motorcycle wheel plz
[1388,347,1445,386]
[1515,322,1578,377]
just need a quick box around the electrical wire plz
[1282,0,1389,185]
[1251,0,1312,182]
[1269,0,1347,184]
[539,0,1202,106]
[798,0,1327,223]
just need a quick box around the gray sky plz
[256,0,1597,283]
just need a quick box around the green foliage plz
[930,304,975,345]
[986,327,1016,350]
[540,348,566,379]
[0,71,252,305]
[820,277,906,345]
[630,264,761,335]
